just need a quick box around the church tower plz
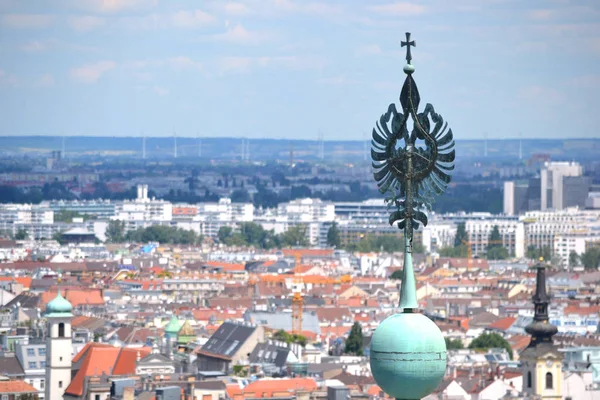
[520,261,563,399]
[45,291,73,400]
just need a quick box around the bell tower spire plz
[520,259,562,399]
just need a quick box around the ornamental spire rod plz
[371,32,456,312]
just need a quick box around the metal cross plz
[401,32,416,64]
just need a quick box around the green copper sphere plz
[370,312,446,400]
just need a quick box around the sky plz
[0,0,599,140]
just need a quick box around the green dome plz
[164,315,181,334]
[45,292,73,316]
[370,312,446,400]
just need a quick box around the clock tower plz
[520,260,562,399]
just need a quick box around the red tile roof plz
[227,378,317,399]
[488,317,516,331]
[0,380,38,393]
[66,343,151,397]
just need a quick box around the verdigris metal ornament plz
[371,32,455,244]
[369,32,451,400]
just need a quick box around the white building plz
[522,209,600,255]
[112,185,173,229]
[465,219,525,258]
[422,223,456,252]
[278,198,335,223]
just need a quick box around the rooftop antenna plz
[142,133,146,160]
[241,138,245,162]
[197,133,202,158]
[363,132,368,162]
[290,142,294,166]
[484,132,488,158]
[518,132,523,160]
[318,131,325,160]
[245,138,250,162]
[173,131,178,159]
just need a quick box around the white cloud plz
[318,75,358,85]
[1,14,53,29]
[570,74,600,87]
[170,9,215,28]
[20,38,98,53]
[21,40,46,53]
[168,56,202,72]
[210,24,269,45]
[36,73,55,87]
[68,16,106,32]
[70,60,116,83]
[216,55,324,74]
[368,2,427,15]
[222,2,251,16]
[69,0,157,14]
[518,85,562,104]
[355,44,382,57]
[0,70,18,87]
[273,0,342,16]
[153,86,169,96]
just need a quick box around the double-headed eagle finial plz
[371,32,456,248]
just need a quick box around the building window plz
[95,395,100,400]
[59,381,63,388]
[38,348,46,356]
[546,372,553,389]
[40,361,46,368]
[41,380,45,389]
[28,362,37,369]
[58,322,65,337]
[527,371,532,388]
[27,348,35,356]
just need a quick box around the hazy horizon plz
[1,0,599,140]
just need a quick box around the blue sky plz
[0,0,598,140]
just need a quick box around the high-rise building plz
[541,162,587,210]
[504,181,529,215]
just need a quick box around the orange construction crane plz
[289,251,304,335]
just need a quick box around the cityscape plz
[1,1,600,400]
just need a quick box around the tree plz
[280,225,309,247]
[326,222,341,248]
[217,226,233,243]
[230,189,251,203]
[569,251,579,268]
[487,246,509,260]
[526,245,552,261]
[344,322,364,356]
[439,246,468,258]
[390,270,403,280]
[272,329,307,347]
[106,220,125,243]
[445,337,464,350]
[14,229,28,240]
[454,222,468,247]
[580,247,600,270]
[52,231,66,245]
[468,332,513,359]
